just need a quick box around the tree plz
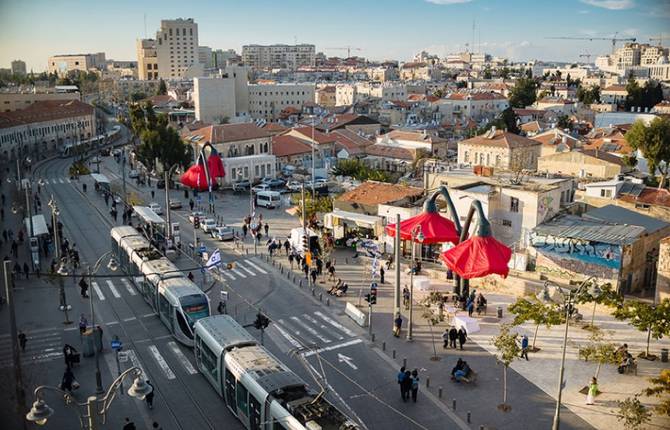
[491,324,521,412]
[616,396,652,430]
[290,193,333,225]
[622,154,638,169]
[577,327,619,383]
[421,305,441,361]
[625,79,663,111]
[508,77,537,108]
[557,115,571,130]
[577,85,601,105]
[157,79,167,95]
[574,283,622,330]
[626,117,670,188]
[483,68,493,79]
[130,91,146,102]
[642,369,670,417]
[508,298,564,351]
[613,298,670,358]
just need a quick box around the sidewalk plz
[269,247,670,430]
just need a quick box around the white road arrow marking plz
[338,353,358,370]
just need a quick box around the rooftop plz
[459,129,541,149]
[584,204,670,234]
[0,99,94,129]
[533,214,646,245]
[185,123,271,144]
[271,135,313,157]
[365,144,415,160]
[336,181,423,206]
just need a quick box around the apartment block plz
[242,44,316,69]
[136,39,159,80]
[48,53,106,76]
[0,90,80,112]
[198,46,213,68]
[248,82,315,120]
[137,18,202,80]
[11,60,26,76]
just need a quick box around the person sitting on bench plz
[451,358,464,378]
[453,360,472,383]
[618,352,634,374]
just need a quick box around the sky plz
[1,0,669,72]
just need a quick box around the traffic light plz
[369,282,378,305]
[302,234,309,252]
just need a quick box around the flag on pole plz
[206,249,222,270]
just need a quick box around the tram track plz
[33,156,220,430]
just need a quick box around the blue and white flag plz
[206,249,222,270]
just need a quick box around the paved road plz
[0,151,465,429]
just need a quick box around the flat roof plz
[90,173,110,184]
[584,205,670,234]
[133,206,164,224]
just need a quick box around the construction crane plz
[579,53,592,62]
[545,34,636,54]
[649,36,664,46]
[324,46,362,58]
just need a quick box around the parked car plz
[201,218,217,233]
[169,199,182,209]
[188,211,205,224]
[287,181,302,192]
[232,180,251,192]
[266,178,286,189]
[149,203,163,215]
[211,226,234,241]
[252,183,271,193]
[260,176,274,184]
[128,169,140,178]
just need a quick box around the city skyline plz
[1,0,669,72]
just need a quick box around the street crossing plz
[273,310,360,352]
[0,328,64,368]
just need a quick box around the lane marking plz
[221,271,235,280]
[273,323,302,349]
[338,353,358,370]
[168,341,198,375]
[290,316,331,343]
[238,265,255,276]
[231,269,246,279]
[302,339,363,357]
[92,282,105,301]
[243,260,267,274]
[59,178,65,184]
[66,178,71,184]
[304,314,343,340]
[123,317,136,322]
[106,321,119,326]
[106,280,121,299]
[142,313,155,318]
[148,345,176,380]
[314,311,357,337]
[121,278,137,295]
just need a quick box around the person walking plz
[79,277,89,298]
[310,268,318,285]
[397,366,407,401]
[23,262,29,279]
[302,262,309,279]
[61,366,75,393]
[145,380,155,409]
[401,370,412,403]
[288,253,294,269]
[79,314,88,335]
[242,223,248,238]
[466,299,474,317]
[520,335,529,360]
[586,377,598,405]
[327,264,336,281]
[393,314,403,337]
[217,301,226,314]
[315,257,323,276]
[442,329,450,349]
[151,190,155,199]
[448,326,458,349]
[18,331,27,352]
[379,266,385,284]
[264,223,269,236]
[457,327,467,350]
[284,239,290,255]
[123,417,137,430]
[189,199,195,211]
[403,287,410,310]
[410,369,420,403]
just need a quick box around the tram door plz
[249,395,261,430]
[224,369,237,413]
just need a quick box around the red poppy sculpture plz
[180,142,225,191]
[441,200,512,279]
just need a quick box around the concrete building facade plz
[48,53,106,76]
[136,39,159,80]
[11,60,26,76]
[248,83,315,120]
[458,129,542,171]
[242,44,316,69]
[138,18,202,80]
[0,90,80,112]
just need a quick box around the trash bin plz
[662,348,668,363]
[497,306,503,319]
[82,329,95,357]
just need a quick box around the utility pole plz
[5,260,26,428]
[24,183,35,270]
[121,149,127,204]
[89,266,103,394]
[164,169,172,246]
[394,213,401,326]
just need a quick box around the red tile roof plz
[272,135,313,157]
[185,123,271,144]
[0,100,94,129]
[365,144,415,160]
[291,126,337,144]
[619,187,670,208]
[460,130,541,149]
[336,181,423,206]
[445,92,507,101]
[332,129,373,155]
[602,85,627,93]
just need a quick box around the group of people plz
[616,343,635,374]
[397,366,421,402]
[327,278,348,296]
[451,358,474,383]
[442,326,468,350]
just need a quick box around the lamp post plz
[164,164,180,248]
[49,195,72,324]
[26,366,152,430]
[87,252,119,394]
[540,277,599,430]
[407,225,424,341]
[4,260,26,426]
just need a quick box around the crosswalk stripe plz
[273,323,302,349]
[314,311,357,337]
[304,314,343,340]
[92,282,105,301]
[124,349,148,381]
[106,280,121,298]
[168,341,198,375]
[66,178,71,184]
[290,316,331,343]
[121,278,137,295]
[59,178,65,184]
[238,265,255,276]
[243,260,268,274]
[148,345,176,380]
[221,271,235,280]
[231,269,246,279]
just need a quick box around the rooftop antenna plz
[472,19,475,54]
[143,13,147,38]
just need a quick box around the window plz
[236,382,249,416]
[600,189,612,198]
[510,197,519,213]
[197,339,218,381]
[502,219,512,227]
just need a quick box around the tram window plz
[176,311,194,338]
[249,395,261,430]
[198,340,218,380]
[225,370,236,411]
[236,382,249,417]
[159,295,171,328]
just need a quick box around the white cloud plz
[579,0,635,10]
[424,0,473,5]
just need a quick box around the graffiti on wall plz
[538,195,554,221]
[530,232,622,270]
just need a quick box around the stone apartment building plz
[137,18,203,80]
[458,129,542,171]
[48,53,106,76]
[0,90,80,112]
[437,91,509,121]
[242,44,316,69]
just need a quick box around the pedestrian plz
[403,287,410,310]
[18,331,27,352]
[397,366,407,401]
[79,314,88,335]
[96,325,104,352]
[315,257,323,276]
[63,344,78,368]
[145,380,155,409]
[457,327,467,350]
[189,199,194,211]
[585,377,598,405]
[23,262,29,279]
[2,229,6,242]
[284,239,290,255]
[520,335,529,360]
[79,277,89,298]
[310,268,318,285]
[442,329,449,349]
[393,314,403,337]
[288,253,294,269]
[61,366,75,393]
[264,223,269,236]
[256,231,262,243]
[380,266,385,284]
[401,370,412,403]
[466,299,474,317]
[449,326,458,348]
[242,224,248,238]
[386,255,393,270]
[151,190,155,199]
[123,417,137,430]
[217,300,226,315]
[327,264,336,281]
[302,262,309,278]
[410,369,419,403]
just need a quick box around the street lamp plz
[87,252,118,394]
[26,366,152,429]
[49,195,72,324]
[164,163,180,249]
[540,277,600,430]
[407,224,424,341]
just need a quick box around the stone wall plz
[656,237,670,302]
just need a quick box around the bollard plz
[299,279,303,288]
[312,288,315,296]
[280,266,283,274]
[345,258,349,265]
[402,357,407,368]
[382,342,386,351]
[452,399,456,410]
[392,349,396,359]
[371,333,375,342]
[438,387,443,398]
[319,293,323,302]
[426,377,430,388]
[326,298,330,306]
[467,411,471,424]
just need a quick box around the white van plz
[256,190,281,209]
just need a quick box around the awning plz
[331,209,382,228]
[133,206,165,224]
[90,173,110,184]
